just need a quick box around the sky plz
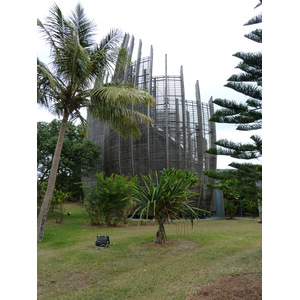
[37,0,262,170]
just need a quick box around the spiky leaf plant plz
[131,168,208,244]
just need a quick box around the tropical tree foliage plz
[37,3,155,241]
[84,172,136,226]
[130,168,207,244]
[206,0,262,216]
[37,120,100,199]
[37,181,71,224]
[206,164,262,218]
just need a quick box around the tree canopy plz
[37,120,100,199]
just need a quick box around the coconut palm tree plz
[131,168,208,244]
[37,3,155,241]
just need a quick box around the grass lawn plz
[37,202,262,300]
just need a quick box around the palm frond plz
[69,3,96,49]
[53,28,93,90]
[91,29,124,79]
[37,18,58,53]
[88,103,149,139]
[89,84,155,139]
[39,4,71,54]
[91,84,155,106]
[37,58,64,107]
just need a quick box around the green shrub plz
[50,189,71,223]
[37,181,71,223]
[84,172,136,226]
[37,180,46,215]
[130,168,207,244]
[241,197,259,217]
[224,198,238,219]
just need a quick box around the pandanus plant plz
[131,168,208,244]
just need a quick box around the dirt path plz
[187,274,262,300]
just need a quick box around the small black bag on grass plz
[95,236,110,247]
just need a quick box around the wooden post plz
[180,66,187,169]
[195,80,204,208]
[175,98,181,169]
[147,46,153,171]
[131,40,142,175]
[165,54,169,168]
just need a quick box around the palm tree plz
[130,168,208,244]
[37,3,155,241]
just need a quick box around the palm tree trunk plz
[155,217,166,244]
[37,111,69,241]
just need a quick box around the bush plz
[224,198,238,219]
[37,180,46,215]
[130,168,205,244]
[240,197,259,217]
[37,181,71,223]
[50,189,71,223]
[84,172,136,226]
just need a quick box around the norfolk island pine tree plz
[205,0,262,213]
